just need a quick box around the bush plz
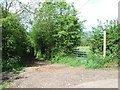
[51,50,118,69]
[30,2,84,60]
[88,20,119,68]
[90,20,119,59]
[1,5,29,72]
[2,57,24,72]
[83,52,118,69]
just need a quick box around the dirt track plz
[10,62,118,88]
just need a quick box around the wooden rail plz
[73,48,87,58]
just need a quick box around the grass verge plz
[0,81,11,89]
[52,53,118,69]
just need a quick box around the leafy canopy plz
[31,1,84,60]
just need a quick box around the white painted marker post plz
[103,31,106,58]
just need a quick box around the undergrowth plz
[2,57,25,73]
[0,81,11,89]
[51,53,118,69]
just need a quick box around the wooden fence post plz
[103,31,106,58]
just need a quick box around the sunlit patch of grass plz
[52,55,87,67]
[52,52,118,69]
[0,81,11,89]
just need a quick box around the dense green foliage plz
[1,6,28,71]
[1,0,119,73]
[86,20,119,68]
[52,52,118,69]
[56,20,119,69]
[1,1,119,89]
[90,20,119,59]
[31,1,84,60]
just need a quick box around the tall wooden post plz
[103,31,106,58]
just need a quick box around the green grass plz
[52,50,118,69]
[0,81,11,89]
[52,55,87,67]
[58,56,81,67]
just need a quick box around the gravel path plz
[10,63,118,88]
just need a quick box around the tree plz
[31,1,84,60]
[1,5,28,71]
